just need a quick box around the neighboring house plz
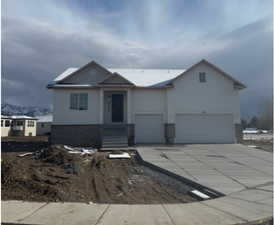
[36,114,52,136]
[47,59,246,147]
[242,128,260,134]
[1,115,37,137]
[1,115,12,137]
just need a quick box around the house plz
[1,115,12,137]
[1,115,37,137]
[36,114,52,136]
[47,59,246,147]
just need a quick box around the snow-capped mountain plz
[1,103,52,117]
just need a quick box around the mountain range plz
[1,103,52,117]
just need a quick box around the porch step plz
[102,126,128,148]
[102,143,128,148]
[102,136,128,148]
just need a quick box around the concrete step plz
[102,132,128,148]
[102,143,128,148]
[103,141,128,146]
[103,136,127,140]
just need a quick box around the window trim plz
[5,120,11,127]
[27,120,35,127]
[70,93,88,110]
[16,120,24,126]
[199,72,206,83]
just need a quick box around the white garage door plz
[175,114,234,143]
[135,114,164,143]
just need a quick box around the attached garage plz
[135,114,164,143]
[175,114,234,144]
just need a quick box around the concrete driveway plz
[138,144,273,195]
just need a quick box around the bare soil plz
[1,136,49,153]
[2,136,48,142]
[1,146,196,204]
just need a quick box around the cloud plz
[1,0,273,118]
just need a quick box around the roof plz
[1,115,37,120]
[48,59,246,89]
[1,115,11,119]
[11,115,38,120]
[107,69,185,87]
[54,68,78,82]
[37,114,53,122]
[52,67,184,87]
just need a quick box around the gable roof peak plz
[168,59,246,89]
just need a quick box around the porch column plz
[126,88,134,145]
[127,89,132,123]
[99,88,104,124]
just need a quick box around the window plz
[27,120,35,127]
[16,120,24,126]
[199,72,206,83]
[41,123,44,128]
[1,120,3,127]
[70,93,88,110]
[5,120,10,127]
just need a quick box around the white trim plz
[103,89,128,124]
[134,112,164,115]
[99,88,103,124]
[127,89,132,123]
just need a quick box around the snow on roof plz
[37,114,53,122]
[11,115,37,120]
[52,67,185,87]
[1,115,11,119]
[54,68,78,82]
[107,69,185,87]
[50,84,95,87]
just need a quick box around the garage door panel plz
[135,114,164,143]
[175,114,234,143]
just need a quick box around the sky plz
[1,0,273,118]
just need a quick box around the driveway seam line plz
[182,151,248,189]
[161,152,198,181]
[94,204,110,225]
[212,168,248,188]
[161,204,176,225]
[18,202,49,222]
[200,201,248,222]
[222,155,272,177]
[239,149,273,164]
[227,196,273,207]
[254,188,273,193]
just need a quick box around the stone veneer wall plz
[51,124,102,148]
[126,124,135,146]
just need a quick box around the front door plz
[111,94,124,123]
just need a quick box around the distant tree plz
[258,99,273,130]
[241,119,248,129]
[248,116,259,128]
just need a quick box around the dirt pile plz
[2,146,196,204]
[2,136,49,153]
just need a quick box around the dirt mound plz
[2,136,49,153]
[2,146,196,204]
